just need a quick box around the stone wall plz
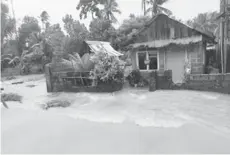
[186,73,230,94]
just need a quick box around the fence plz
[185,73,230,94]
[45,64,123,93]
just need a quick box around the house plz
[128,14,216,83]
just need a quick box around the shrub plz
[126,69,148,87]
[90,52,125,84]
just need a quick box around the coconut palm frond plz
[157,0,169,5]
[1,54,13,59]
[158,5,172,16]
[1,57,12,62]
[30,43,40,49]
[145,7,152,15]
[8,56,20,65]
[110,13,118,23]
[68,53,84,66]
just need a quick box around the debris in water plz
[1,93,22,103]
[1,100,9,109]
[6,76,16,81]
[41,100,71,110]
[26,84,36,88]
[12,81,24,85]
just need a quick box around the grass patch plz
[41,100,71,110]
[1,93,22,103]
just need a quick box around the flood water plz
[1,74,230,135]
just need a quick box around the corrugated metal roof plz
[130,36,203,49]
[85,41,123,57]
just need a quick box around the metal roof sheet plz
[130,36,203,49]
[85,41,123,57]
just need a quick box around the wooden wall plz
[135,14,201,43]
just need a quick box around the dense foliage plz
[186,11,219,37]
[90,52,125,84]
[126,69,149,87]
[89,18,116,41]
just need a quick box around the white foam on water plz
[66,113,126,124]
[134,118,185,128]
[201,94,219,100]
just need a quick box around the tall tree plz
[141,0,171,17]
[44,24,65,55]
[100,0,121,23]
[186,11,219,37]
[76,0,121,23]
[114,15,151,50]
[62,14,89,40]
[62,14,89,56]
[89,18,116,41]
[39,11,50,30]
[1,2,16,46]
[76,0,102,19]
[18,16,41,55]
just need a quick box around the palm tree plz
[76,0,121,23]
[141,0,171,17]
[101,0,121,23]
[142,0,147,15]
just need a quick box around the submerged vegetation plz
[1,93,22,108]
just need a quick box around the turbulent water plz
[1,75,230,135]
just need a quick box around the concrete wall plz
[131,43,206,76]
[187,42,206,74]
[186,73,230,94]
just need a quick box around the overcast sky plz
[7,0,219,30]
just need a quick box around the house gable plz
[134,14,214,44]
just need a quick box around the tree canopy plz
[1,2,16,45]
[186,11,219,37]
[76,0,121,23]
[141,0,172,16]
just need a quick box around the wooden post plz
[224,16,228,73]
[149,71,157,92]
[221,19,225,74]
[45,64,52,92]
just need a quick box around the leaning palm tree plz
[142,0,171,17]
